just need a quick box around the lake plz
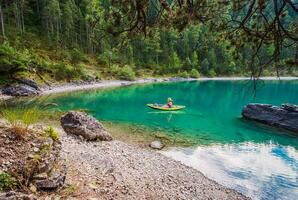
[13,80,298,200]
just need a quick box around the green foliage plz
[208,69,217,77]
[189,69,200,78]
[0,42,28,74]
[118,65,136,81]
[70,48,86,65]
[0,0,295,83]
[178,71,189,78]
[200,58,210,75]
[53,62,85,80]
[0,171,18,191]
[0,107,41,128]
[44,126,59,141]
[109,64,135,81]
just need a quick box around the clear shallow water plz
[162,143,298,200]
[16,80,298,199]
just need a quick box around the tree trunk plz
[21,0,25,33]
[0,4,5,39]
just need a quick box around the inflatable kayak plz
[147,104,185,111]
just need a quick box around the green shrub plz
[70,48,86,64]
[0,171,18,191]
[208,69,217,77]
[44,126,59,141]
[109,64,136,81]
[189,69,200,78]
[0,42,28,74]
[53,62,85,80]
[178,71,189,78]
[118,65,136,81]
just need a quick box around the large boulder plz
[61,111,113,141]
[242,103,298,133]
[2,84,40,96]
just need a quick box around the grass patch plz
[0,106,42,139]
[0,171,18,191]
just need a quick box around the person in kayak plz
[165,97,173,108]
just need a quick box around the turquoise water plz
[16,80,298,199]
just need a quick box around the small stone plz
[33,172,48,180]
[28,154,35,159]
[29,184,37,193]
[149,141,164,150]
[88,183,98,190]
[33,147,39,152]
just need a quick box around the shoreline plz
[59,129,249,199]
[1,76,297,101]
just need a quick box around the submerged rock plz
[150,140,164,150]
[2,84,40,96]
[242,103,298,133]
[61,111,113,141]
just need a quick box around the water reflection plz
[162,143,298,200]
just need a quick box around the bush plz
[53,62,84,80]
[178,71,189,78]
[70,48,86,64]
[0,42,28,74]
[118,65,136,81]
[208,69,217,77]
[0,107,42,139]
[44,126,59,141]
[0,171,18,191]
[189,69,200,78]
[109,64,136,81]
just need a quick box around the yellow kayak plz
[147,104,185,111]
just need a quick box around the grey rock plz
[16,78,40,90]
[32,172,48,180]
[2,84,40,96]
[61,111,113,141]
[242,103,298,133]
[150,140,164,150]
[34,167,66,190]
[0,191,37,200]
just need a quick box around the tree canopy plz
[0,0,297,81]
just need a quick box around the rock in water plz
[61,111,113,141]
[150,140,164,150]
[242,103,298,133]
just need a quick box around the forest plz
[0,0,297,84]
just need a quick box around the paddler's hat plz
[168,98,173,102]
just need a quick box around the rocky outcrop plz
[1,79,41,97]
[61,111,113,141]
[2,84,40,96]
[242,103,298,133]
[15,78,40,90]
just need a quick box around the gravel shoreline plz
[60,131,249,199]
[1,76,297,101]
